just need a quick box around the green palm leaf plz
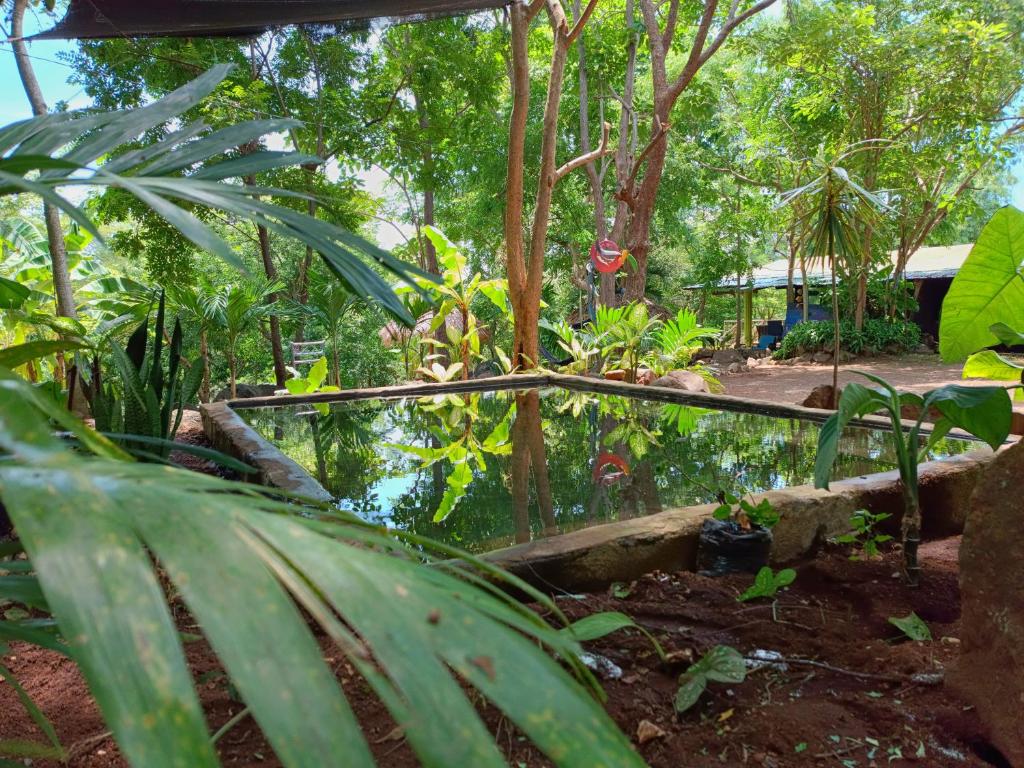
[0,374,643,768]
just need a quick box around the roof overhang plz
[32,0,508,40]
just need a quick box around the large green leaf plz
[920,384,1012,450]
[0,340,87,369]
[0,386,644,768]
[939,206,1024,361]
[0,276,30,309]
[814,382,892,489]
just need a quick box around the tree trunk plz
[229,350,238,399]
[11,0,77,322]
[829,230,840,408]
[200,328,211,403]
[256,224,288,387]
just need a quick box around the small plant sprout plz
[674,646,746,714]
[888,612,932,642]
[713,493,780,531]
[737,566,797,602]
[835,510,893,560]
[815,371,1011,586]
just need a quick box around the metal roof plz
[698,243,974,292]
[32,0,508,40]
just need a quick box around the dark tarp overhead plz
[32,0,509,39]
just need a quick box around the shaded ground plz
[721,353,991,405]
[2,535,1007,767]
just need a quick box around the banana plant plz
[814,371,1012,585]
[0,372,643,768]
[83,291,203,459]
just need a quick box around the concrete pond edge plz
[201,373,1007,591]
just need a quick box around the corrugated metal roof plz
[696,243,974,292]
[33,0,508,40]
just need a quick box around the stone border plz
[202,373,1007,591]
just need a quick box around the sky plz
[2,16,1023,243]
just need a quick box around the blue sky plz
[2,24,1023,213]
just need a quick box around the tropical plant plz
[835,509,893,560]
[82,291,203,459]
[651,309,719,373]
[737,566,797,602]
[779,150,889,406]
[0,372,643,767]
[888,612,932,642]
[540,319,599,375]
[415,227,510,381]
[0,64,426,325]
[295,277,364,388]
[939,206,1024,362]
[773,318,921,360]
[814,371,1012,585]
[937,206,1024,398]
[166,280,224,403]
[213,280,281,398]
[594,302,662,384]
[674,645,746,714]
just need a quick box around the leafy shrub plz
[773,318,921,359]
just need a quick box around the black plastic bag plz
[696,517,773,576]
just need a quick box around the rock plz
[635,369,656,386]
[712,348,744,366]
[635,719,667,745]
[811,351,833,364]
[801,384,841,410]
[948,440,1024,765]
[797,354,813,363]
[746,357,759,368]
[213,383,279,401]
[651,370,710,393]
[727,362,745,374]
[603,369,626,382]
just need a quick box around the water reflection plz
[239,387,976,554]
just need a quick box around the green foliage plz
[650,309,719,374]
[674,646,746,714]
[888,612,932,642]
[939,206,1024,362]
[815,371,1011,582]
[0,372,643,768]
[559,611,666,661]
[84,292,203,458]
[773,318,921,359]
[593,302,662,383]
[834,510,893,560]
[712,493,780,530]
[737,566,797,602]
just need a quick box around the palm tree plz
[294,276,363,387]
[780,148,889,406]
[166,280,224,402]
[212,280,280,398]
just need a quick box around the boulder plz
[811,351,833,364]
[948,440,1024,764]
[726,362,745,374]
[746,357,759,368]
[801,384,841,410]
[712,348,744,366]
[635,369,656,386]
[651,370,710,393]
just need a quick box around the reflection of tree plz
[239,389,975,553]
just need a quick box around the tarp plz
[33,0,508,40]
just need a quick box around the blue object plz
[757,334,775,350]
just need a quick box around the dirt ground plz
[2,533,1008,767]
[720,353,994,405]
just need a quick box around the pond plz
[236,386,977,554]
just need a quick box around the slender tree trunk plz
[256,224,288,387]
[829,230,840,408]
[229,350,238,399]
[11,0,76,322]
[200,328,211,403]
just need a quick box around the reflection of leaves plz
[660,404,708,436]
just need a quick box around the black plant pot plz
[696,517,773,577]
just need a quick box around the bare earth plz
[721,353,994,405]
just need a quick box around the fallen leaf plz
[718,708,734,723]
[373,726,404,745]
[635,719,666,745]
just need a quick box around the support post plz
[743,288,754,347]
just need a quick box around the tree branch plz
[566,0,599,45]
[555,120,612,181]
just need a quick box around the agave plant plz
[0,371,643,767]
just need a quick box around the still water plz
[238,387,975,553]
